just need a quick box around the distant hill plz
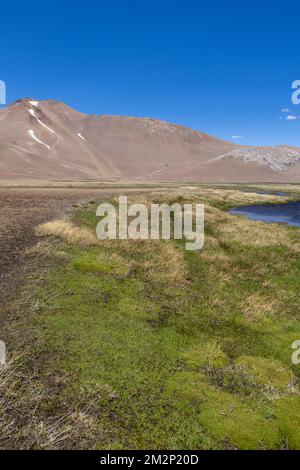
[0,98,300,182]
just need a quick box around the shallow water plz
[229,201,300,228]
[255,191,286,197]
[239,189,286,197]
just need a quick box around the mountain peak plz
[0,98,299,182]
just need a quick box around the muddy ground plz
[0,189,103,331]
[0,189,99,275]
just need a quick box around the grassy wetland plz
[1,184,300,449]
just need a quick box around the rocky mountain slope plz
[0,98,299,182]
[212,146,300,171]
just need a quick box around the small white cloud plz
[282,108,291,113]
[286,115,298,121]
[232,135,243,139]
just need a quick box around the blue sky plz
[1,0,300,146]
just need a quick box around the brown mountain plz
[0,98,299,182]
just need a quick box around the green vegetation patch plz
[182,340,229,369]
[235,355,293,392]
[26,188,300,449]
[275,397,300,449]
[197,387,281,449]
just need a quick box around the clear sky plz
[1,0,300,146]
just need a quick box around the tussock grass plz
[240,293,282,323]
[119,239,188,284]
[220,217,300,251]
[36,219,97,248]
[182,340,229,369]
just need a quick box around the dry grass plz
[25,241,69,260]
[116,239,188,284]
[36,219,98,248]
[219,217,300,251]
[124,189,284,213]
[96,251,133,276]
[141,240,188,284]
[198,201,300,253]
[240,293,281,323]
[0,357,102,449]
[96,233,188,284]
[172,188,289,206]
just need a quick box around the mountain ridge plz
[0,98,299,182]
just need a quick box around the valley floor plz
[1,184,300,449]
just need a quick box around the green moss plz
[73,257,112,273]
[164,371,209,406]
[198,388,281,449]
[165,371,281,449]
[275,397,300,449]
[71,246,131,276]
[235,355,293,391]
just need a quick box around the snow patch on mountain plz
[28,129,50,149]
[28,108,56,135]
